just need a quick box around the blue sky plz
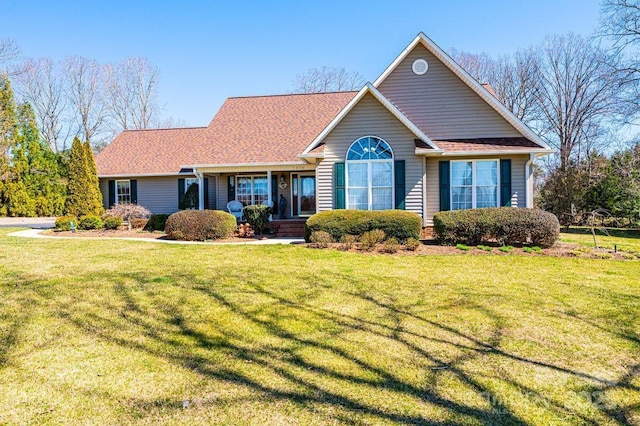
[2,0,602,127]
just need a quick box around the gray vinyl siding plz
[424,154,529,225]
[99,176,180,214]
[378,44,522,139]
[206,175,217,210]
[317,92,424,217]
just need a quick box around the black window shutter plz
[439,161,450,211]
[130,179,137,204]
[394,160,405,209]
[227,176,235,202]
[178,178,185,209]
[500,159,512,206]
[203,178,209,210]
[271,174,278,208]
[108,180,115,208]
[333,162,345,209]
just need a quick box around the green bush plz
[477,245,493,252]
[165,210,237,241]
[360,229,386,251]
[456,243,472,251]
[404,237,421,251]
[144,214,169,232]
[79,215,103,230]
[499,245,514,253]
[243,204,271,234]
[304,210,421,243]
[309,231,334,248]
[103,216,123,230]
[381,237,400,254]
[55,216,77,231]
[433,208,560,248]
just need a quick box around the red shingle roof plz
[96,91,357,176]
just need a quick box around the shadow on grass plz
[16,267,639,425]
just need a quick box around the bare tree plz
[0,39,19,70]
[64,56,107,144]
[451,48,540,123]
[535,34,624,169]
[104,57,160,131]
[15,58,69,153]
[293,66,365,93]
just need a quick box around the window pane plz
[370,138,393,159]
[477,186,498,208]
[236,176,252,206]
[116,181,131,204]
[348,188,368,210]
[347,141,366,160]
[371,187,392,210]
[476,161,498,186]
[371,161,392,187]
[253,177,268,205]
[347,163,367,187]
[451,186,472,210]
[451,162,472,186]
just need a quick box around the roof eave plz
[422,148,556,157]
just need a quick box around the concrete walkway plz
[7,228,305,245]
[0,217,56,228]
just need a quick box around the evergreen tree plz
[64,136,88,217]
[82,140,104,216]
[0,73,17,215]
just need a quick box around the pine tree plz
[64,137,88,217]
[0,73,18,216]
[83,140,104,216]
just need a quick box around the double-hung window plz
[451,160,499,210]
[236,175,268,206]
[116,180,131,205]
[346,136,394,210]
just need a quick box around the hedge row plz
[165,210,237,241]
[304,210,422,243]
[433,207,560,248]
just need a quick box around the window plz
[185,178,199,194]
[116,180,131,205]
[451,160,499,210]
[236,175,268,206]
[346,136,393,210]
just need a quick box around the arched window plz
[346,136,394,210]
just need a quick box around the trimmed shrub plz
[79,215,103,230]
[165,210,237,241]
[433,208,560,248]
[404,237,421,251]
[360,229,385,251]
[129,218,148,229]
[339,234,357,251]
[243,204,271,234]
[103,216,123,230]
[381,237,400,254]
[309,231,334,248]
[304,210,421,243]
[144,214,169,232]
[55,216,77,231]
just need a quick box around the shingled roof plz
[96,91,357,176]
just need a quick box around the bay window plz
[451,160,499,210]
[346,136,393,210]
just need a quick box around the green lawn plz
[560,228,640,253]
[1,229,639,425]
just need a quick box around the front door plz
[291,174,316,216]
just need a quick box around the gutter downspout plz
[525,153,535,208]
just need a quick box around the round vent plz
[412,59,429,75]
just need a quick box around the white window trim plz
[235,174,268,206]
[345,136,395,211]
[115,179,131,206]
[450,159,500,210]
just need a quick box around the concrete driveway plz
[0,217,56,229]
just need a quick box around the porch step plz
[270,219,307,238]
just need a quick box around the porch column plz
[267,170,272,221]
[197,171,205,210]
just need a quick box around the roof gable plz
[301,83,441,156]
[374,33,551,150]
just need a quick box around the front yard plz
[0,228,638,424]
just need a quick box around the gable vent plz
[412,59,429,75]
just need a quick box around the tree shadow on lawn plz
[44,270,640,425]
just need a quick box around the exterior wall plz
[424,154,529,225]
[206,174,218,210]
[317,92,424,217]
[377,44,522,139]
[100,176,181,214]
